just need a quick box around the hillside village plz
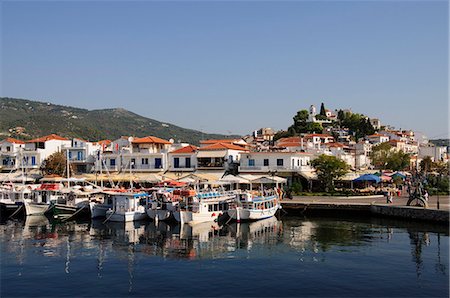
[1,103,448,193]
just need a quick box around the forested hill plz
[0,97,239,144]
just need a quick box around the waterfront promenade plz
[281,194,450,223]
[283,194,449,210]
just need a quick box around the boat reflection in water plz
[1,215,448,297]
[139,216,282,259]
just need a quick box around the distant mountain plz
[0,97,240,144]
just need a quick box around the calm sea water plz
[1,214,448,297]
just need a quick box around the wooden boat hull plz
[174,210,225,225]
[228,205,279,221]
[24,201,49,216]
[89,202,111,218]
[106,210,148,222]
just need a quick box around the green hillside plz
[0,97,239,144]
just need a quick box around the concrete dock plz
[281,194,450,223]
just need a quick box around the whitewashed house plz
[0,138,25,171]
[366,133,389,145]
[304,134,335,149]
[61,138,101,173]
[23,134,71,170]
[355,141,372,169]
[419,144,448,162]
[325,143,356,169]
[197,142,248,171]
[239,151,312,173]
[96,137,133,172]
[168,145,198,172]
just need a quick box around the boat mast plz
[66,149,70,188]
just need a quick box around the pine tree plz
[319,102,326,116]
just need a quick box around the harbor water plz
[1,215,448,297]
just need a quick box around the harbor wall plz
[370,205,449,223]
[281,201,449,224]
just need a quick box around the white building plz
[62,138,101,173]
[239,151,312,173]
[168,145,198,172]
[98,136,172,172]
[419,144,448,162]
[23,134,71,170]
[0,138,26,171]
[355,141,372,169]
[197,142,248,172]
[366,133,389,144]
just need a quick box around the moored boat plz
[105,192,148,222]
[146,188,180,222]
[227,190,281,222]
[173,190,236,225]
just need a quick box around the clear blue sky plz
[1,1,448,139]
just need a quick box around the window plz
[174,157,180,168]
[142,158,149,165]
[263,159,269,166]
[248,159,255,166]
[31,156,36,166]
[6,146,11,152]
[68,151,72,159]
[110,159,116,166]
[155,158,162,168]
[77,151,82,161]
[277,159,283,166]
[185,157,191,168]
[229,155,233,162]
[131,158,136,169]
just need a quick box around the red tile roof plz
[132,136,171,145]
[277,142,302,148]
[3,137,25,144]
[198,143,248,151]
[327,142,346,148]
[93,140,112,146]
[170,145,198,154]
[27,134,69,143]
[277,137,301,143]
[367,134,388,138]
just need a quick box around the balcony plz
[68,158,88,163]
[62,144,87,150]
[238,165,311,173]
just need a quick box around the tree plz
[419,156,433,174]
[319,102,326,116]
[40,151,68,177]
[287,109,323,135]
[311,154,350,192]
[370,142,410,171]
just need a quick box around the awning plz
[196,151,227,158]
[220,174,250,184]
[298,171,318,180]
[0,174,35,182]
[133,173,163,183]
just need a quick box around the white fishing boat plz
[173,190,236,225]
[89,193,114,218]
[227,190,281,222]
[105,192,148,222]
[1,183,40,216]
[146,188,181,222]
